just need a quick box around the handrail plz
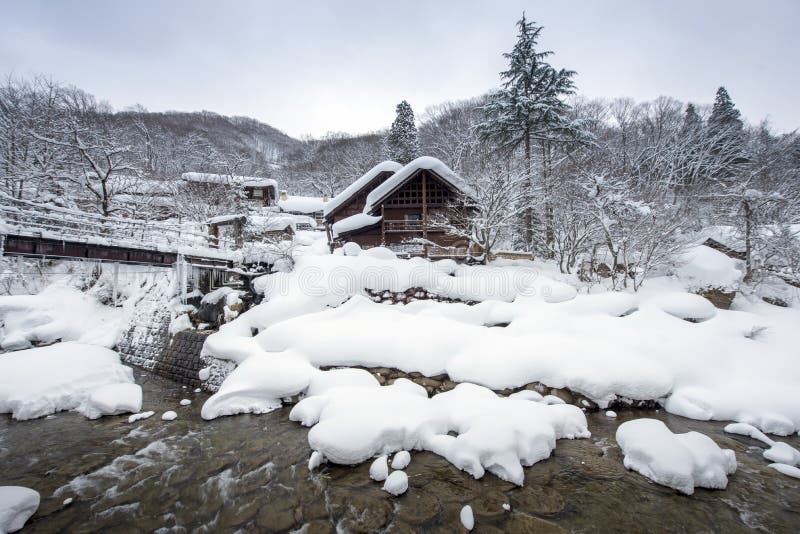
[0,194,235,252]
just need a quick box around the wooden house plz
[324,157,475,258]
[181,173,278,207]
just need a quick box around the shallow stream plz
[1,370,798,533]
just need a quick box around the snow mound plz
[128,411,155,423]
[360,246,396,260]
[723,423,773,445]
[0,342,136,420]
[308,451,325,471]
[763,442,800,466]
[179,399,191,406]
[289,381,589,486]
[369,456,389,481]
[676,245,742,290]
[80,383,142,419]
[0,285,125,349]
[391,450,411,470]
[342,242,361,257]
[0,486,39,533]
[161,411,177,421]
[642,292,717,321]
[616,419,737,495]
[460,504,474,530]
[382,471,408,496]
[769,463,800,479]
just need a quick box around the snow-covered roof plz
[247,214,296,233]
[206,214,247,225]
[363,156,474,215]
[182,172,278,189]
[279,196,326,214]
[331,213,382,237]
[323,161,402,217]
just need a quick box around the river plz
[1,369,798,533]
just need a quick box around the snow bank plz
[0,486,39,534]
[80,383,142,419]
[0,285,124,350]
[616,419,737,495]
[676,245,742,290]
[288,381,589,486]
[203,251,800,435]
[0,342,136,420]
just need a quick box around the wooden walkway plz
[0,194,235,268]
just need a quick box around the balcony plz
[383,220,447,233]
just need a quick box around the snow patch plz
[616,419,737,495]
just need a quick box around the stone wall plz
[365,287,476,305]
[154,331,209,388]
[117,284,172,371]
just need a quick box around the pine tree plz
[708,87,743,136]
[681,103,702,135]
[385,100,420,164]
[476,13,588,250]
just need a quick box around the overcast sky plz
[1,0,797,138]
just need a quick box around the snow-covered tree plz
[385,100,420,164]
[433,163,528,263]
[477,14,589,249]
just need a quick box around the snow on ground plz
[0,486,39,533]
[0,342,137,420]
[0,285,123,350]
[616,418,737,495]
[0,262,174,350]
[80,383,142,420]
[289,379,589,485]
[202,244,800,435]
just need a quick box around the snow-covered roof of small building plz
[323,161,402,217]
[206,214,247,225]
[363,156,474,215]
[279,195,326,214]
[181,172,278,189]
[247,214,296,233]
[331,213,382,237]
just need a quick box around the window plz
[252,188,264,198]
[405,213,422,221]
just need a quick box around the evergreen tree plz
[476,13,588,249]
[706,87,745,170]
[681,103,702,135]
[708,87,743,136]
[385,100,420,164]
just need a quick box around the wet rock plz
[256,486,299,531]
[470,490,509,518]
[424,478,480,502]
[327,487,393,532]
[509,485,565,516]
[503,514,566,533]
[303,519,335,534]
[395,488,442,524]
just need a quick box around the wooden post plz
[381,205,386,245]
[112,262,119,307]
[422,171,428,240]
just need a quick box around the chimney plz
[279,190,288,201]
[322,193,329,203]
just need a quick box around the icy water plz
[1,370,799,533]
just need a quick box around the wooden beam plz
[422,171,428,241]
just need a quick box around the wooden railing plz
[0,193,235,252]
[383,220,447,233]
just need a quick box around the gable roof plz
[323,161,402,218]
[363,156,474,215]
